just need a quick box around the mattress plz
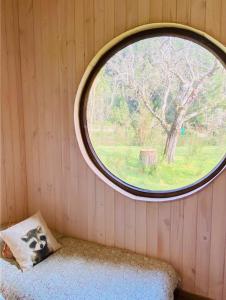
[0,236,179,300]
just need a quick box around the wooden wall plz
[1,0,226,299]
[1,0,28,224]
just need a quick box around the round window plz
[75,25,226,200]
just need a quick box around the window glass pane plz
[86,36,226,191]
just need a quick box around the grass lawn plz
[94,145,225,190]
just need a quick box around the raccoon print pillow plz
[0,212,61,270]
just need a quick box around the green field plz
[94,145,225,190]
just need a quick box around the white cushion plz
[0,212,61,271]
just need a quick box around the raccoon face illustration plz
[21,226,47,251]
[21,226,53,265]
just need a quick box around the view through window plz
[86,35,226,191]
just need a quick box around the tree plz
[99,37,225,163]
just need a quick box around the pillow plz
[0,223,15,259]
[0,212,61,270]
[1,232,63,260]
[2,242,14,259]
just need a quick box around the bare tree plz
[100,37,225,163]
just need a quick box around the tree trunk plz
[164,130,179,163]
[164,108,186,163]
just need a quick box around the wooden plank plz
[44,1,59,227]
[114,0,126,35]
[190,0,206,31]
[76,152,88,239]
[223,241,226,300]
[104,185,115,246]
[135,201,147,255]
[35,0,57,228]
[0,137,8,225]
[55,0,67,231]
[221,0,226,45]
[1,0,9,225]
[47,0,64,231]
[3,0,27,223]
[150,0,163,22]
[146,202,158,257]
[126,0,138,30]
[66,0,77,233]
[87,168,96,241]
[114,192,125,248]
[138,0,150,25]
[208,173,226,300]
[195,184,213,296]
[56,0,76,234]
[95,177,105,244]
[32,0,46,220]
[182,194,198,293]
[10,0,27,222]
[158,202,171,262]
[94,0,105,52]
[75,0,85,81]
[124,198,135,251]
[18,0,40,218]
[104,0,114,41]
[5,0,17,221]
[206,0,221,40]
[43,0,64,230]
[84,0,94,67]
[170,200,184,275]
[176,0,191,24]
[162,0,177,22]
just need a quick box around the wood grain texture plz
[195,185,213,296]
[182,193,198,293]
[1,0,226,299]
[1,0,27,225]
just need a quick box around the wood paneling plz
[1,0,226,299]
[1,0,27,225]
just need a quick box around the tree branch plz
[185,56,196,81]
[184,100,222,123]
[162,83,170,119]
[170,68,187,84]
[141,94,170,134]
[199,60,219,84]
[183,60,219,107]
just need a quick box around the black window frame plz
[78,26,226,199]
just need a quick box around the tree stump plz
[139,149,157,166]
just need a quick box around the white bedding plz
[0,236,179,300]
